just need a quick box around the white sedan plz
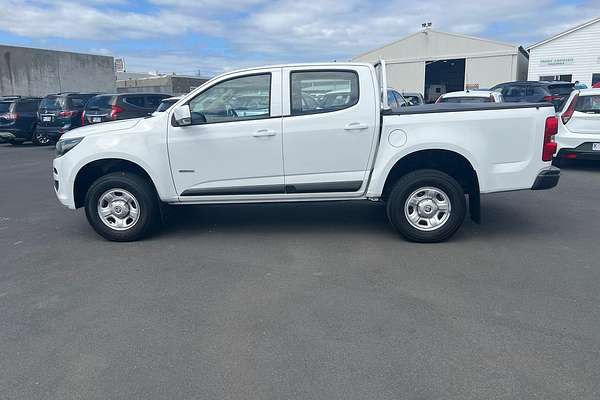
[436,90,503,104]
[555,88,600,162]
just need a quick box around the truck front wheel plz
[386,169,466,243]
[84,172,159,242]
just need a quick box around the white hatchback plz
[555,89,600,162]
[436,90,503,104]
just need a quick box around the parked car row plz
[0,92,170,145]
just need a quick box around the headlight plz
[55,137,83,157]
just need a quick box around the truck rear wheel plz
[386,169,466,243]
[84,172,159,242]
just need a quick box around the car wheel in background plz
[386,169,466,243]
[84,172,159,242]
[32,131,52,146]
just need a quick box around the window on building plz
[540,75,572,82]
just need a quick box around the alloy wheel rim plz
[97,188,140,231]
[404,186,451,231]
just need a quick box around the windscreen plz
[155,99,177,112]
[0,102,13,113]
[85,95,114,109]
[439,97,492,103]
[575,95,600,114]
[40,96,65,111]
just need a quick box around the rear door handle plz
[253,129,277,137]
[344,122,368,131]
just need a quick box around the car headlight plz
[55,137,84,157]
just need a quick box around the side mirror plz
[173,105,192,126]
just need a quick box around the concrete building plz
[353,29,529,102]
[0,44,115,97]
[527,17,600,87]
[116,75,209,96]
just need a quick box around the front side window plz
[290,70,359,115]
[188,74,271,124]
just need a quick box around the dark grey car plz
[83,93,170,125]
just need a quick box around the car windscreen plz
[548,84,574,95]
[439,97,491,103]
[40,96,65,111]
[155,99,178,112]
[85,95,114,109]
[575,95,600,114]
[0,102,13,113]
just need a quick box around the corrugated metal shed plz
[352,29,528,100]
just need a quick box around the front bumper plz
[531,167,560,190]
[53,155,76,209]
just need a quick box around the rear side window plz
[528,86,549,97]
[575,95,600,113]
[85,95,114,109]
[0,102,14,113]
[123,96,145,108]
[290,70,359,115]
[502,86,527,97]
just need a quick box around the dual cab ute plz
[53,62,560,242]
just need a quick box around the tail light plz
[58,110,78,118]
[81,110,86,126]
[110,105,124,120]
[561,93,579,125]
[4,112,18,120]
[543,116,558,162]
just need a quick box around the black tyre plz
[32,131,52,146]
[386,169,466,243]
[84,172,160,242]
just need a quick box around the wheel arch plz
[73,158,159,209]
[381,148,480,201]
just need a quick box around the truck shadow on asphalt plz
[154,198,553,242]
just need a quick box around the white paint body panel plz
[556,89,600,152]
[53,62,554,211]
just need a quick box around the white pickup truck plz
[53,62,560,242]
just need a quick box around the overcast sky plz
[0,0,598,76]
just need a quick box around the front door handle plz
[344,122,368,131]
[253,129,277,137]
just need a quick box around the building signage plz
[114,58,126,73]
[539,57,574,66]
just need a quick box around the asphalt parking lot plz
[1,143,600,400]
